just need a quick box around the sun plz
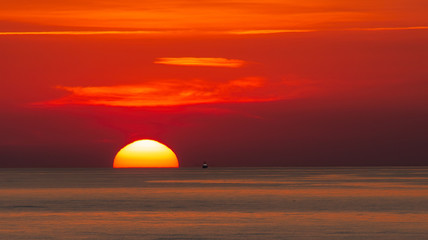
[113,139,179,168]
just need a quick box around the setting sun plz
[113,139,179,168]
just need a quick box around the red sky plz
[0,0,427,167]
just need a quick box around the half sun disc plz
[113,139,179,168]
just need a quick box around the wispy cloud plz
[1,26,427,36]
[0,30,311,36]
[41,77,311,107]
[0,30,162,35]
[228,29,315,35]
[154,57,247,68]
[350,26,428,31]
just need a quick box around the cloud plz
[41,77,310,107]
[350,26,428,31]
[1,26,426,36]
[154,57,246,68]
[0,30,312,36]
[0,30,161,35]
[228,29,315,35]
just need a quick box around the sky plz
[0,0,427,167]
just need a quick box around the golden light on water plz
[113,139,179,168]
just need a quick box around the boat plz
[202,162,208,168]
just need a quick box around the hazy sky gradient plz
[0,0,427,167]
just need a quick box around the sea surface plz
[0,167,427,240]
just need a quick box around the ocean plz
[0,167,427,239]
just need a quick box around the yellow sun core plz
[113,139,179,168]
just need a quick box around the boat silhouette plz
[202,162,208,168]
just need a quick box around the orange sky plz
[0,0,427,167]
[1,0,428,32]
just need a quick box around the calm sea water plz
[0,167,427,240]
